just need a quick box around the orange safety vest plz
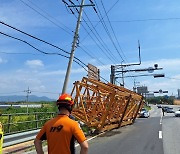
[0,122,3,154]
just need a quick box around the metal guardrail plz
[1,112,56,135]
[3,129,40,148]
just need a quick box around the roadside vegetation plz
[0,101,58,134]
[146,96,174,105]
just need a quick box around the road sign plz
[137,86,148,94]
[88,63,99,80]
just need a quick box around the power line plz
[18,0,118,66]
[0,91,24,95]
[80,0,120,42]
[0,31,70,59]
[0,30,108,83]
[100,17,180,23]
[0,31,88,70]
[94,0,124,62]
[72,1,119,64]
[18,0,109,67]
[83,3,120,62]
[0,51,43,55]
[67,9,117,64]
[31,90,59,94]
[100,0,127,62]
[20,0,112,67]
[19,0,73,35]
[0,30,90,71]
[81,15,118,63]
[0,21,70,55]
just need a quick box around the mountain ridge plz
[0,95,55,102]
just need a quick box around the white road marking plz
[159,131,162,139]
[160,115,162,125]
[75,132,105,147]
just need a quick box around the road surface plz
[12,104,180,154]
[75,105,180,154]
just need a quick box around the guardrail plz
[3,129,40,148]
[1,112,56,135]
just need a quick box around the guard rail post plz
[7,114,12,134]
[35,113,38,129]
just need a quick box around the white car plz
[139,108,150,118]
[174,109,180,117]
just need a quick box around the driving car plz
[162,106,173,112]
[166,108,174,113]
[157,104,162,108]
[139,108,150,118]
[175,109,180,117]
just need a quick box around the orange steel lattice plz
[71,77,144,132]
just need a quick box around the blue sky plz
[0,0,180,99]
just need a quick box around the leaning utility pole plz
[62,0,94,94]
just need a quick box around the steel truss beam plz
[71,77,144,132]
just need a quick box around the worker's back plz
[36,115,86,154]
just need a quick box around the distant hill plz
[0,95,55,102]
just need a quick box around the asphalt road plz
[161,105,180,154]
[76,105,180,154]
[10,104,180,154]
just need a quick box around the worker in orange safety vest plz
[0,122,3,154]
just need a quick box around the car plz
[162,106,173,112]
[166,108,174,113]
[175,109,180,117]
[139,108,150,118]
[157,104,162,108]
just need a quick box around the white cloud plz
[0,57,7,64]
[25,60,44,68]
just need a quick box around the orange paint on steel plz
[71,77,143,132]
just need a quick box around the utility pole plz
[62,0,87,94]
[121,65,125,87]
[110,65,115,84]
[24,87,31,113]
[133,79,140,92]
[110,41,141,86]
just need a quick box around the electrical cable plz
[17,1,116,69]
[0,31,88,70]
[94,0,124,62]
[0,91,24,94]
[81,12,119,63]
[100,0,127,62]
[16,1,114,68]
[0,30,109,83]
[0,21,70,55]
[0,51,43,55]
[0,31,70,59]
[104,17,180,23]
[71,1,118,64]
[80,0,120,43]
[19,0,73,35]
[31,90,59,94]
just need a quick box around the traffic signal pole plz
[62,0,85,94]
